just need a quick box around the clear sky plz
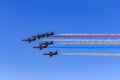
[0,0,120,80]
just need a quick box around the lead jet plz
[33,44,49,50]
[43,51,58,57]
[22,37,36,43]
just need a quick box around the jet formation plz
[22,32,54,43]
[22,32,58,57]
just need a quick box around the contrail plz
[58,33,120,37]
[42,39,120,41]
[48,46,120,49]
[63,53,120,57]
[43,39,120,45]
[57,40,120,45]
[50,34,120,38]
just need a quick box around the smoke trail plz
[48,46,120,49]
[58,33,120,37]
[57,40,120,45]
[63,53,120,57]
[42,39,120,45]
[49,34,120,38]
[57,41,120,45]
[42,39,120,42]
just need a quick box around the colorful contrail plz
[63,53,120,57]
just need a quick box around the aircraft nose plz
[33,47,36,48]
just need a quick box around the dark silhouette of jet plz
[43,51,58,57]
[41,34,46,37]
[45,32,49,37]
[33,41,53,50]
[32,35,38,39]
[40,41,53,45]
[45,32,54,37]
[33,44,49,50]
[22,38,36,43]
[49,32,54,36]
[32,33,46,39]
[37,34,42,39]
[33,45,43,50]
[32,34,41,39]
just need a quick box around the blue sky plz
[0,0,120,80]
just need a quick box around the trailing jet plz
[45,32,54,37]
[33,45,43,50]
[43,51,58,57]
[37,34,42,39]
[33,41,53,50]
[32,33,46,39]
[40,41,53,45]
[22,38,36,43]
[32,34,41,39]
[32,35,38,39]
[41,34,46,37]
[33,44,48,50]
[45,32,49,37]
[49,32,54,36]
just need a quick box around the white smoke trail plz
[58,40,120,45]
[63,53,120,57]
[43,39,120,41]
[58,33,120,36]
[42,39,120,45]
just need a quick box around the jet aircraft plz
[40,41,53,45]
[22,38,36,43]
[43,51,58,57]
[33,44,48,50]
[45,32,54,37]
[49,32,54,36]
[32,34,41,39]
[28,32,54,41]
